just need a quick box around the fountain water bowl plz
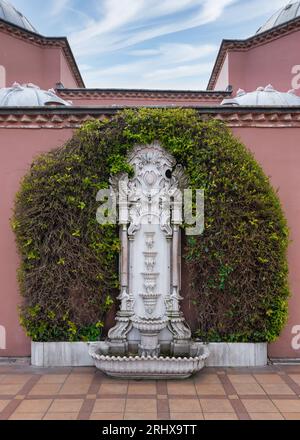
[89,342,209,380]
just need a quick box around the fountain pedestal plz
[89,143,209,378]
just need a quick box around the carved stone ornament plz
[90,143,209,378]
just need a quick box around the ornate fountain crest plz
[90,143,209,378]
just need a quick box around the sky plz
[11,0,290,90]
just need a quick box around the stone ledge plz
[31,341,267,368]
[31,342,95,367]
[204,343,267,367]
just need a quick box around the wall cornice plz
[58,88,231,102]
[1,107,300,129]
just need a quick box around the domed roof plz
[256,2,300,34]
[221,85,300,106]
[0,0,37,33]
[0,83,72,106]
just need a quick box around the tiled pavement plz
[1,364,300,420]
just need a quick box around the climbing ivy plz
[13,108,289,342]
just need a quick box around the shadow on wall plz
[0,66,6,88]
[0,325,6,350]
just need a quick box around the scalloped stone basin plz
[89,343,209,379]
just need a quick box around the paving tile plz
[43,412,79,420]
[90,413,124,420]
[0,384,23,395]
[1,375,32,385]
[282,413,300,420]
[241,399,278,413]
[124,413,158,420]
[98,383,128,395]
[195,383,226,396]
[128,383,156,395]
[48,399,84,413]
[233,383,266,395]
[254,374,285,384]
[228,375,257,384]
[38,375,68,384]
[167,381,197,396]
[15,399,53,413]
[59,383,90,395]
[169,399,201,413]
[194,374,221,384]
[64,374,94,384]
[170,413,204,420]
[0,400,9,412]
[93,399,126,413]
[249,413,284,420]
[272,399,300,413]
[261,383,295,395]
[204,413,238,420]
[199,399,235,413]
[125,399,157,413]
[9,412,45,420]
[288,375,300,385]
[29,384,62,396]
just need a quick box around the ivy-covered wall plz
[13,108,289,343]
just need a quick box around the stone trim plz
[207,17,300,90]
[1,107,300,129]
[0,18,85,88]
[58,88,231,102]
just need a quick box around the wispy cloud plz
[69,0,236,56]
[50,0,71,17]
[81,41,216,89]
[129,43,217,64]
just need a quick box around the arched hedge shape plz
[13,108,289,342]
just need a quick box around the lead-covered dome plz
[257,2,300,34]
[221,85,300,106]
[0,83,72,106]
[0,0,37,33]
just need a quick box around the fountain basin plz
[89,342,209,379]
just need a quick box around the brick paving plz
[0,363,300,420]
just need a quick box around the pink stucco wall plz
[0,128,73,356]
[215,30,300,95]
[0,30,78,89]
[231,127,300,358]
[0,123,300,358]
[214,54,229,91]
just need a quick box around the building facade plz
[1,0,300,359]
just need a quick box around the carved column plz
[167,186,192,356]
[107,178,133,355]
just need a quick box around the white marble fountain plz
[89,143,209,379]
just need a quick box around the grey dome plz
[221,85,300,106]
[257,2,300,34]
[0,0,37,33]
[0,83,72,106]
